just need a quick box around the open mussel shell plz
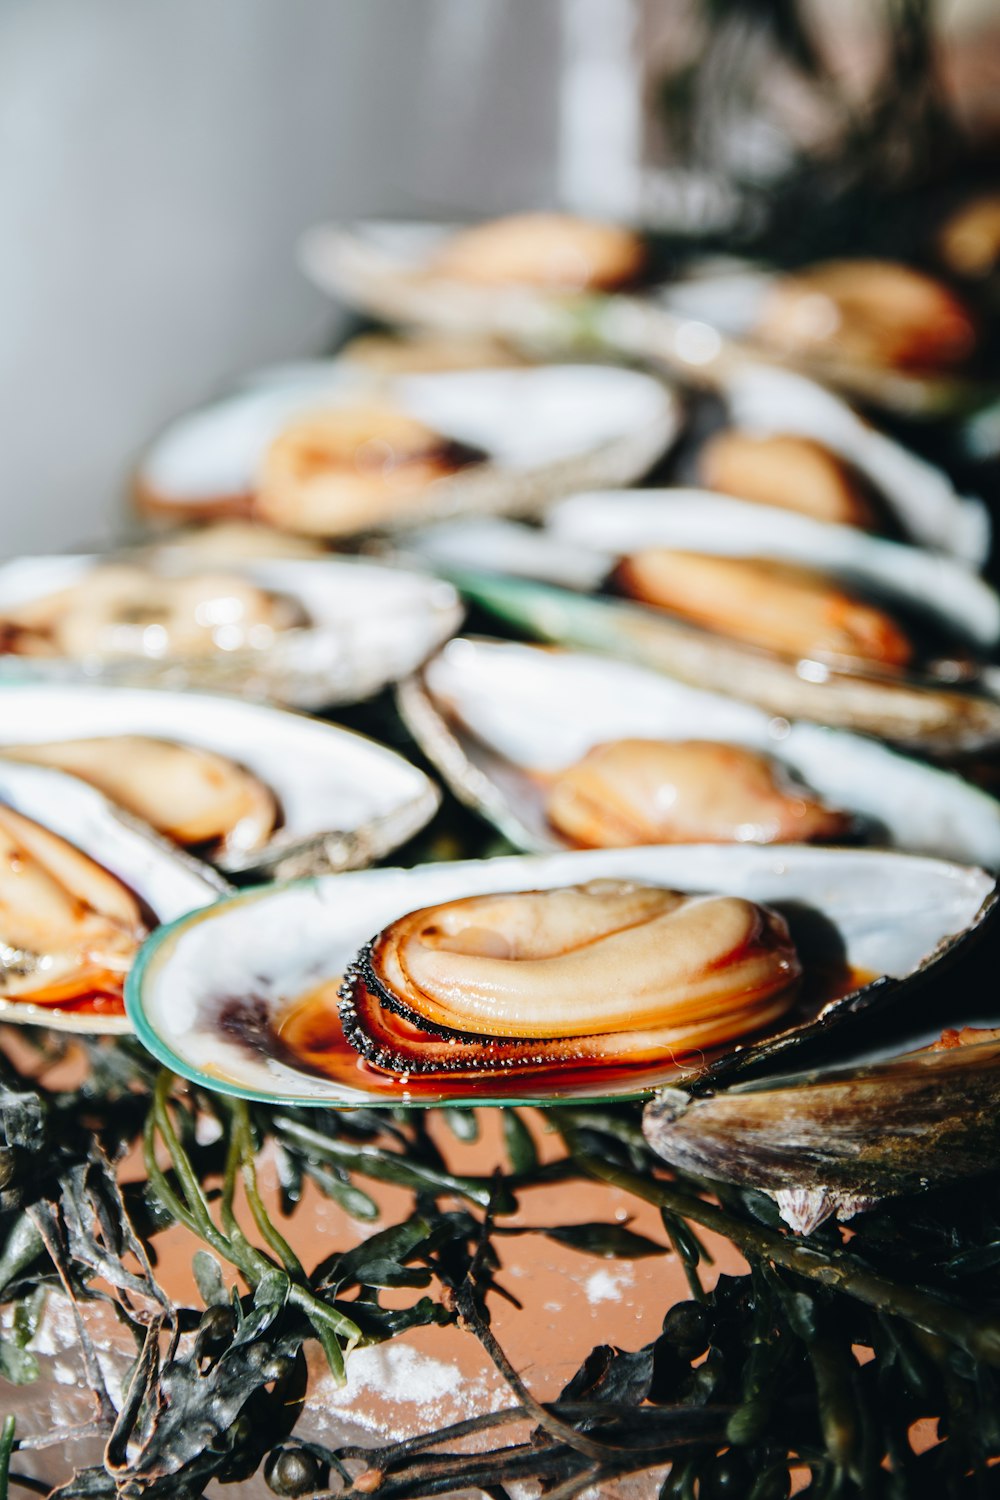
[546,488,1000,655]
[430,563,1000,756]
[126,844,994,1108]
[0,554,462,710]
[650,257,987,418]
[715,365,990,565]
[0,760,226,1035]
[0,684,439,879]
[299,222,987,421]
[134,358,678,532]
[400,638,1000,868]
[643,1028,1000,1235]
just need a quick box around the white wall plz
[0,0,565,554]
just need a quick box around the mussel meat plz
[0,804,146,1011]
[2,737,278,856]
[338,880,800,1077]
[428,212,646,291]
[254,402,482,537]
[697,430,877,530]
[0,565,305,662]
[938,194,1000,279]
[754,259,977,372]
[544,739,854,849]
[614,550,914,671]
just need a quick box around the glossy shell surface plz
[136,360,679,530]
[0,760,226,1034]
[127,844,994,1107]
[0,685,439,878]
[0,554,462,710]
[400,638,1000,867]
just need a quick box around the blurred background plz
[1,0,998,554]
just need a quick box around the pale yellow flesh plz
[0,805,144,1000]
[698,430,876,530]
[617,550,914,669]
[255,404,464,537]
[374,881,800,1041]
[545,739,852,848]
[429,213,645,291]
[3,737,277,852]
[0,566,303,661]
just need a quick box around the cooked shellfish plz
[0,554,462,709]
[126,845,996,1107]
[613,550,915,673]
[0,804,146,1012]
[134,361,678,531]
[938,193,1000,279]
[400,639,1000,865]
[255,403,481,537]
[697,430,878,530]
[339,882,800,1078]
[2,737,277,857]
[0,565,305,662]
[0,684,440,878]
[545,739,853,848]
[753,259,977,373]
[427,212,646,291]
[0,758,223,1033]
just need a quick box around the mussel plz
[255,403,481,537]
[2,737,277,858]
[938,193,1000,279]
[753,259,977,373]
[613,550,915,674]
[126,845,995,1107]
[697,430,878,530]
[0,554,463,709]
[426,212,647,291]
[0,803,146,1013]
[644,1027,1000,1234]
[0,565,305,662]
[545,739,853,849]
[401,638,1000,866]
[339,881,800,1078]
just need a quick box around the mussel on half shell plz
[0,760,224,1033]
[126,845,995,1108]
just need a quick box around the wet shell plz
[0,554,462,710]
[399,638,1000,866]
[416,559,1000,755]
[643,1028,1000,1234]
[134,360,678,533]
[0,684,439,878]
[126,844,995,1108]
[0,760,224,1034]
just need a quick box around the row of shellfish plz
[5,203,1000,1231]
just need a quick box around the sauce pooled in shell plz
[338,880,801,1079]
[0,805,147,1014]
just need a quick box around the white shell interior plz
[0,554,463,710]
[408,638,1000,868]
[130,844,995,1106]
[720,365,990,565]
[548,490,1000,649]
[0,685,440,876]
[0,759,225,1034]
[139,360,677,509]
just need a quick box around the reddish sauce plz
[273,960,876,1099]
